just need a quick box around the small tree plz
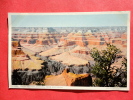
[90,43,122,87]
[113,57,127,87]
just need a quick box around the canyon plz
[11,27,127,86]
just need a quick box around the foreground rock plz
[44,69,92,86]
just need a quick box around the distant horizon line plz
[12,26,127,28]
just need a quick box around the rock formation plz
[44,69,92,86]
[11,27,127,86]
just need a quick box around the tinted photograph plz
[8,12,130,90]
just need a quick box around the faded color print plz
[8,12,130,90]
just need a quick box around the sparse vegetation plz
[90,43,127,87]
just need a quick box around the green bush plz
[90,43,127,87]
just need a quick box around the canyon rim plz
[8,12,130,90]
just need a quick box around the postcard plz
[8,11,130,90]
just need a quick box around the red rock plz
[121,33,127,39]
[62,69,92,86]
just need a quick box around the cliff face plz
[13,32,127,47]
[71,74,92,86]
[18,32,127,55]
[11,31,127,86]
[12,41,25,56]
[12,41,19,47]
[62,69,91,86]
[12,49,25,56]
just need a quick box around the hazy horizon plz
[12,26,127,28]
[11,14,128,27]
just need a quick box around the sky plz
[11,13,128,27]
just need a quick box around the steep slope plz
[59,31,86,47]
[69,45,92,60]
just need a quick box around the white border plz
[8,11,130,90]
